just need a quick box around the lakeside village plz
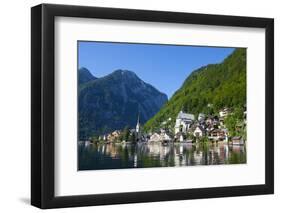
[86,107,247,146]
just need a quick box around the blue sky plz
[78,41,234,98]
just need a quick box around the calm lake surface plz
[78,142,246,170]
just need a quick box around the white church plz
[135,113,142,141]
[174,110,195,134]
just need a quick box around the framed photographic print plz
[31,3,274,209]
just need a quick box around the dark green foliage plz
[198,136,209,143]
[224,107,245,137]
[144,48,246,132]
[123,126,130,142]
[90,135,99,143]
[129,132,136,143]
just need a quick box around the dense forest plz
[144,48,246,133]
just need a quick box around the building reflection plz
[79,142,246,170]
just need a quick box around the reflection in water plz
[78,142,246,170]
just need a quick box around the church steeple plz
[136,112,140,133]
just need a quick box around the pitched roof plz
[177,111,195,120]
[198,113,205,118]
[195,125,205,132]
[210,128,222,133]
[232,136,242,140]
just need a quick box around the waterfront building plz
[174,110,195,134]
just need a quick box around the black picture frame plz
[31,3,274,209]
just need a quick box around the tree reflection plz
[78,142,247,170]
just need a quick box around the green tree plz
[129,133,136,144]
[123,126,130,142]
[224,107,245,137]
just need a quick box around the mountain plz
[79,69,168,139]
[144,48,246,132]
[78,67,97,84]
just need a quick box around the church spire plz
[136,112,140,133]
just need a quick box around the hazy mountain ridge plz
[79,69,168,139]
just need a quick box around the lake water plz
[78,142,246,170]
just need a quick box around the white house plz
[219,108,231,118]
[175,132,184,142]
[193,126,205,137]
[161,133,172,141]
[174,110,195,134]
[149,133,161,142]
[208,129,227,141]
